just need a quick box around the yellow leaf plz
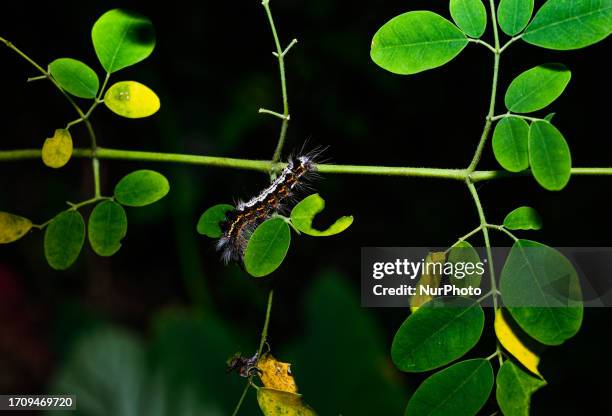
[257,353,298,393]
[42,129,73,168]
[0,212,33,244]
[257,388,317,416]
[410,251,445,312]
[104,81,160,118]
[495,309,543,378]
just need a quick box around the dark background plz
[0,0,610,414]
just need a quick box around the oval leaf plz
[496,360,546,416]
[406,359,493,416]
[495,309,543,377]
[49,58,99,99]
[523,0,612,50]
[114,170,170,207]
[392,297,484,372]
[492,117,530,172]
[44,210,85,270]
[42,129,73,169]
[370,11,468,75]
[529,121,571,191]
[88,200,128,256]
[0,212,32,244]
[410,252,446,311]
[503,206,543,230]
[500,239,583,345]
[243,218,291,277]
[448,241,483,289]
[104,81,160,118]
[498,0,535,36]
[450,0,488,38]
[257,388,316,416]
[196,204,234,238]
[505,64,571,113]
[290,194,353,237]
[92,9,156,73]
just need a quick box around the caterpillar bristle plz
[216,146,322,264]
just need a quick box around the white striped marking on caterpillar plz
[217,150,322,264]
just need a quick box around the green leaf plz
[88,200,128,256]
[92,9,156,73]
[496,360,546,416]
[49,58,100,99]
[492,117,530,172]
[290,194,353,237]
[448,241,483,288]
[391,297,484,372]
[196,204,234,238]
[370,11,468,75]
[500,239,583,345]
[104,81,161,119]
[405,359,493,416]
[257,388,317,416]
[529,121,572,191]
[522,0,612,50]
[243,218,291,277]
[44,210,85,270]
[544,112,556,122]
[0,212,32,244]
[505,64,571,113]
[114,170,170,207]
[450,0,488,38]
[503,206,543,230]
[498,0,535,35]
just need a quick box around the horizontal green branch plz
[1,147,611,181]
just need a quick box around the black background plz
[0,1,610,414]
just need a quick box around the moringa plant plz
[1,0,611,415]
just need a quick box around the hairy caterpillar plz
[217,150,322,264]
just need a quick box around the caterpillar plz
[217,149,322,264]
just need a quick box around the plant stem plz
[466,0,502,174]
[466,181,498,311]
[468,38,496,53]
[445,225,482,254]
[230,289,274,416]
[0,36,86,120]
[261,0,295,165]
[257,289,274,357]
[2,147,612,179]
[486,224,519,242]
[499,35,523,53]
[231,381,252,416]
[491,113,541,122]
[66,195,110,211]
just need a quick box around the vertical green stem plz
[465,0,504,366]
[231,289,274,416]
[92,157,101,198]
[467,0,501,174]
[257,289,274,357]
[262,0,292,165]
